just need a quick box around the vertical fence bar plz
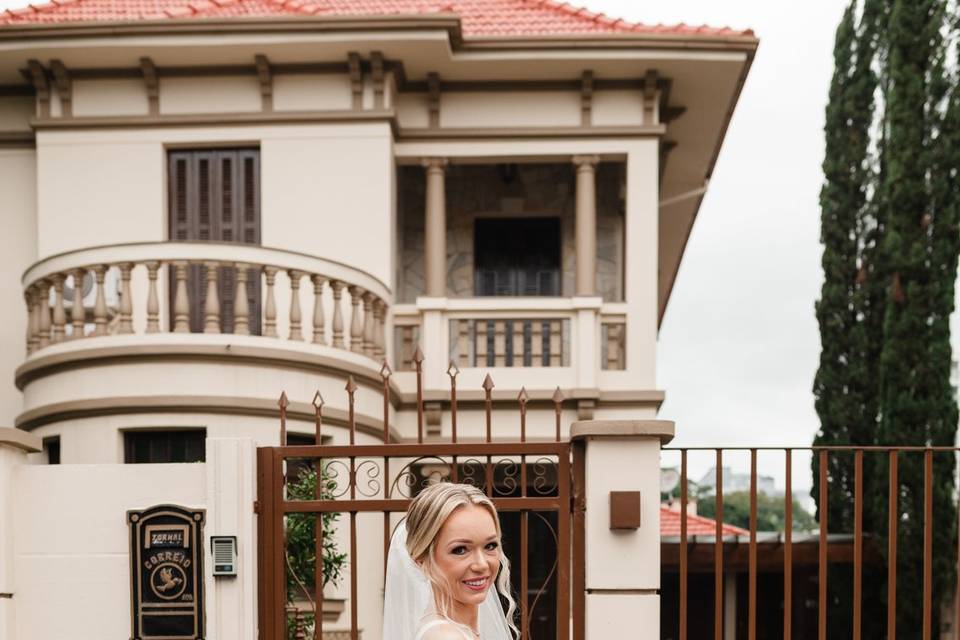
[714,450,723,640]
[312,392,324,640]
[483,374,494,497]
[381,364,392,577]
[414,347,424,443]
[449,363,459,482]
[346,377,358,640]
[748,448,757,640]
[279,392,288,446]
[572,439,586,640]
[518,388,528,638]
[680,449,688,640]
[784,449,792,640]
[557,442,571,640]
[853,449,863,640]
[888,450,898,640]
[818,450,828,640]
[273,449,286,640]
[257,448,275,640]
[923,449,933,640]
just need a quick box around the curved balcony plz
[16,242,393,434]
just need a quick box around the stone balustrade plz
[21,242,391,361]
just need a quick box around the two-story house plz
[0,2,755,638]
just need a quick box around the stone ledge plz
[570,420,674,444]
[0,427,42,453]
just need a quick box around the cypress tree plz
[873,0,958,636]
[812,2,884,634]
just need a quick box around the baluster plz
[374,299,386,359]
[330,280,345,348]
[36,280,51,348]
[117,263,134,334]
[532,320,543,367]
[25,287,37,354]
[71,268,86,338]
[348,286,363,353]
[512,319,524,367]
[457,319,469,367]
[362,292,375,356]
[263,267,278,338]
[476,320,487,367]
[172,262,190,333]
[401,325,413,369]
[93,266,108,336]
[288,270,303,341]
[494,320,506,367]
[145,262,160,333]
[233,264,250,336]
[311,275,326,344]
[203,262,221,334]
[51,274,66,343]
[549,319,561,366]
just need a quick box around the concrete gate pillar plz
[571,420,674,640]
[0,428,41,640]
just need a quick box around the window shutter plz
[168,148,262,334]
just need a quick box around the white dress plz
[414,619,474,640]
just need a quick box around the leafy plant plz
[285,464,347,638]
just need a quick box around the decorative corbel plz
[255,54,272,112]
[49,59,71,117]
[580,70,594,126]
[26,60,50,118]
[371,51,385,109]
[139,57,159,116]
[643,69,659,125]
[427,72,440,128]
[348,52,363,110]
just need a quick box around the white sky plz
[5,0,940,494]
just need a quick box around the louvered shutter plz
[168,149,262,334]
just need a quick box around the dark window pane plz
[43,436,60,465]
[124,430,206,464]
[474,217,561,296]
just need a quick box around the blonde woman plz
[382,482,518,640]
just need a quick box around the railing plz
[660,446,960,640]
[21,242,391,360]
[393,298,626,372]
[258,358,577,640]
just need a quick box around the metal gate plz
[256,361,583,640]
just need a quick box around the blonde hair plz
[405,482,519,638]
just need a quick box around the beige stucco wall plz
[12,463,207,640]
[272,74,353,112]
[0,149,36,427]
[440,90,581,128]
[72,79,149,117]
[160,76,262,114]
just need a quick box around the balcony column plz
[573,155,599,296]
[422,157,448,298]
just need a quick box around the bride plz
[383,483,519,640]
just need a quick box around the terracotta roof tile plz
[0,0,754,38]
[659,505,749,538]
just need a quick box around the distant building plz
[697,466,776,496]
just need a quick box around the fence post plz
[570,420,674,640]
[0,428,42,640]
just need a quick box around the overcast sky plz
[0,0,916,492]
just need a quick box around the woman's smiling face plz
[433,504,501,608]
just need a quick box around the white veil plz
[382,519,512,640]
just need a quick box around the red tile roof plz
[0,0,754,39]
[659,505,749,537]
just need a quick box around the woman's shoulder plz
[416,619,473,640]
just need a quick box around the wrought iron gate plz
[256,361,583,640]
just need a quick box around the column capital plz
[572,154,600,169]
[421,157,449,172]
